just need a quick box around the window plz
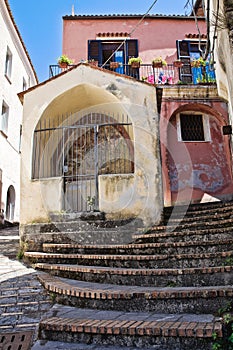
[88,39,138,69]
[176,40,212,84]
[23,78,27,91]
[0,101,9,135]
[5,47,12,80]
[177,113,210,142]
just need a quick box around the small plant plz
[87,196,95,211]
[128,57,142,66]
[17,249,24,260]
[212,302,233,350]
[57,54,73,65]
[191,56,207,67]
[152,56,167,67]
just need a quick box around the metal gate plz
[33,112,134,212]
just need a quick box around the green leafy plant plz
[128,57,143,65]
[212,302,233,350]
[152,56,167,66]
[191,56,207,67]
[57,54,73,65]
[87,196,95,211]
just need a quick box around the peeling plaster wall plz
[20,65,163,228]
[160,86,233,206]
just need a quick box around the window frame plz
[176,112,211,142]
[5,46,13,82]
[0,101,9,137]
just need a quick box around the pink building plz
[59,11,233,206]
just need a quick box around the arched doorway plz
[163,103,233,205]
[32,83,134,212]
[6,185,15,222]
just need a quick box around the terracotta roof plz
[4,0,38,83]
[185,33,207,39]
[63,14,205,20]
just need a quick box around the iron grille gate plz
[32,112,133,213]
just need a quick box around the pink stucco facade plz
[160,87,233,205]
[60,14,233,206]
[62,15,206,65]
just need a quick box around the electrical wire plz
[101,0,159,68]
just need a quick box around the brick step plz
[163,205,233,224]
[38,272,233,314]
[132,226,233,243]
[34,262,233,287]
[25,250,233,269]
[38,305,222,350]
[147,217,233,234]
[42,239,233,255]
[163,200,233,217]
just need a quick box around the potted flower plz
[191,57,207,68]
[152,57,167,68]
[58,55,73,68]
[128,57,143,68]
[173,59,184,68]
[110,61,120,69]
[88,59,98,67]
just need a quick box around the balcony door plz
[88,39,138,71]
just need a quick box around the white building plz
[207,0,233,119]
[0,0,37,222]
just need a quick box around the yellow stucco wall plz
[20,64,163,227]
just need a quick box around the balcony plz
[49,62,216,86]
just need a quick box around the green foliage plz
[212,302,233,350]
[128,57,143,65]
[152,56,167,66]
[17,249,24,260]
[57,54,73,64]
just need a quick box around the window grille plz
[180,114,205,141]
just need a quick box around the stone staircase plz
[24,201,233,349]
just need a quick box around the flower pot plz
[110,62,119,69]
[89,60,98,67]
[173,60,183,68]
[152,62,163,68]
[130,61,140,69]
[59,62,68,69]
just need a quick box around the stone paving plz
[0,225,53,349]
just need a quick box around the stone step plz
[38,304,222,350]
[22,231,136,252]
[42,239,233,255]
[147,217,233,234]
[132,225,233,243]
[35,262,233,287]
[163,200,233,217]
[38,272,233,314]
[25,250,233,269]
[164,205,233,224]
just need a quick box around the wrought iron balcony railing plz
[49,63,216,86]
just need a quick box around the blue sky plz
[8,0,191,82]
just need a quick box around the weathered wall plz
[20,64,163,229]
[160,85,233,206]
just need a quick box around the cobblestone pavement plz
[0,225,53,349]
